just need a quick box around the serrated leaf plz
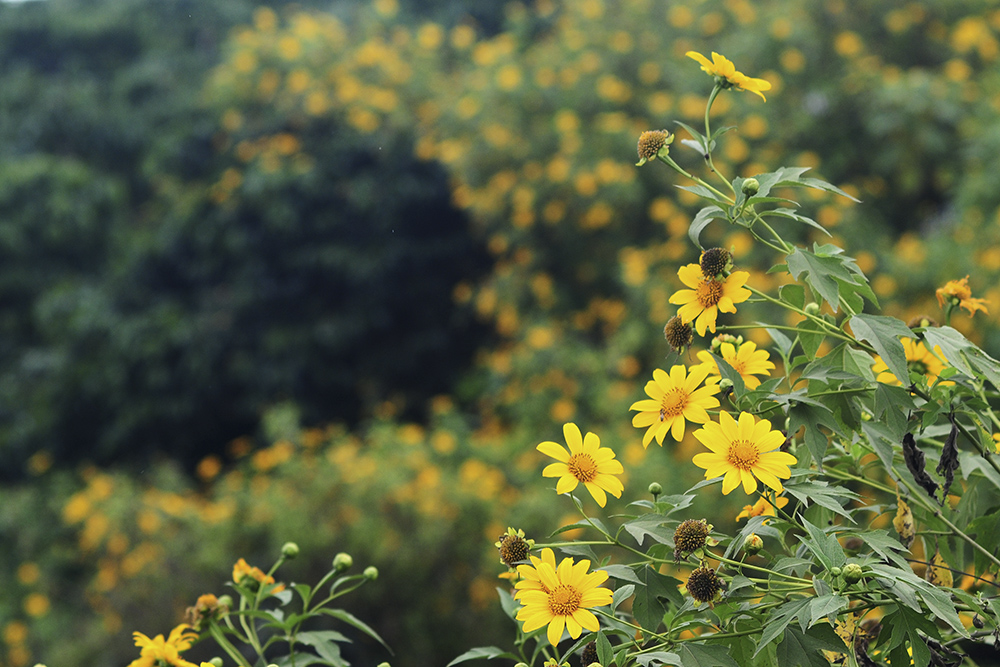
[319,609,392,653]
[922,326,1000,390]
[754,598,812,656]
[602,564,643,585]
[622,515,673,546]
[776,625,848,667]
[882,605,937,667]
[632,566,682,631]
[446,647,519,667]
[678,643,740,667]
[596,631,614,666]
[297,631,347,667]
[766,327,795,358]
[799,517,846,569]
[635,651,682,667]
[784,479,857,519]
[849,314,913,386]
[808,595,848,627]
[765,207,832,237]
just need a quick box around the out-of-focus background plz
[3,0,1000,665]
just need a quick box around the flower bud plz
[973,614,985,629]
[648,482,662,498]
[209,658,224,667]
[804,302,821,316]
[743,533,763,555]
[741,177,759,196]
[514,663,530,667]
[377,663,392,667]
[718,378,734,392]
[281,542,300,559]
[332,552,354,572]
[829,566,842,577]
[364,566,379,580]
[842,563,864,584]
[216,595,233,609]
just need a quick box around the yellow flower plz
[538,423,624,507]
[692,411,797,495]
[629,364,720,447]
[514,548,613,646]
[936,275,989,316]
[686,51,772,100]
[669,264,751,336]
[127,624,199,667]
[697,340,775,389]
[735,495,789,521]
[232,558,285,594]
[871,338,949,386]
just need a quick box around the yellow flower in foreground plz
[872,338,949,386]
[630,364,720,447]
[936,275,989,316]
[693,411,797,495]
[697,340,775,390]
[128,624,199,667]
[686,50,772,100]
[735,495,789,521]
[538,423,624,507]
[669,264,751,336]
[514,548,612,646]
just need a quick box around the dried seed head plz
[686,566,722,603]
[636,130,671,165]
[663,315,693,353]
[674,519,711,556]
[699,247,732,278]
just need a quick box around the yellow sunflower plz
[514,548,613,646]
[692,411,797,495]
[686,51,772,100]
[669,264,751,336]
[696,340,775,390]
[538,423,624,507]
[935,275,989,317]
[127,624,199,667]
[629,364,720,447]
[735,495,789,521]
[871,338,950,386]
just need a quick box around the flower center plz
[659,388,688,421]
[548,584,582,616]
[908,359,929,376]
[567,453,598,483]
[696,278,724,308]
[726,439,759,471]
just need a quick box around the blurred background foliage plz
[4,0,1000,665]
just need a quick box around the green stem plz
[209,622,253,667]
[702,84,733,193]
[655,153,733,204]
[710,552,813,584]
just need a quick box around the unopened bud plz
[216,595,233,609]
[377,663,391,667]
[804,302,821,316]
[281,542,300,559]
[741,177,759,196]
[332,552,353,572]
[364,566,379,580]
[842,563,864,584]
[209,658,224,667]
[648,482,662,498]
[829,567,842,577]
[743,533,763,555]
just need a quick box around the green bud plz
[377,663,392,667]
[743,533,763,555]
[514,663,530,667]
[842,563,864,584]
[332,552,353,572]
[648,482,662,497]
[209,658,224,667]
[216,595,233,609]
[364,566,379,580]
[718,378,734,392]
[281,542,300,559]
[804,302,821,316]
[829,566,842,577]
[741,177,760,196]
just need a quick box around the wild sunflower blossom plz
[514,548,613,646]
[537,423,624,507]
[692,411,797,495]
[696,340,775,390]
[669,264,751,336]
[630,364,720,447]
[735,495,789,521]
[871,338,950,386]
[686,50,772,100]
[936,275,989,316]
[127,624,199,667]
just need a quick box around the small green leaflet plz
[447,647,519,667]
[799,517,846,570]
[688,205,729,249]
[786,244,875,311]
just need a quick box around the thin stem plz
[655,153,734,204]
[709,552,813,584]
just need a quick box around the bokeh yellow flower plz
[693,411,796,495]
[537,423,624,507]
[936,275,989,316]
[669,264,751,336]
[696,340,775,389]
[629,365,720,447]
[686,50,772,100]
[872,338,950,386]
[735,494,789,521]
[127,624,199,667]
[514,548,612,646]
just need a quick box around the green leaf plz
[808,595,848,627]
[622,515,673,546]
[849,314,913,386]
[797,318,826,361]
[297,631,347,667]
[713,351,746,396]
[776,625,847,667]
[873,383,915,439]
[799,517,846,569]
[784,479,857,520]
[787,402,841,468]
[764,208,831,237]
[635,651,682,667]
[632,566,683,631]
[498,587,519,620]
[319,609,392,653]
[922,325,1000,390]
[602,564,643,585]
[688,205,729,249]
[766,327,794,358]
[678,643,740,667]
[447,647,519,667]
[676,184,726,205]
[881,605,937,667]
[612,584,636,612]
[596,630,614,667]
[779,284,805,310]
[754,598,811,657]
